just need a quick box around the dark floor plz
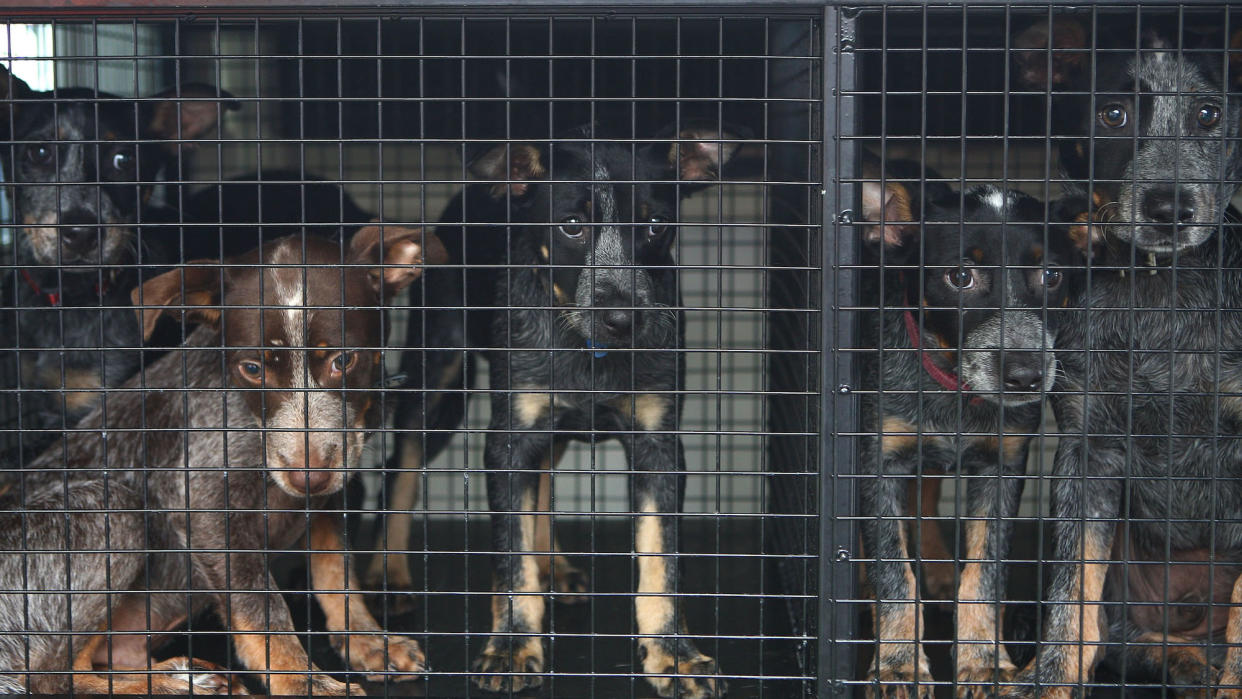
[156,516,811,698]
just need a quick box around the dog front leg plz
[205,553,364,696]
[953,439,1028,698]
[1217,574,1242,697]
[471,419,548,693]
[859,432,933,699]
[309,512,427,682]
[1002,436,1121,699]
[628,429,724,699]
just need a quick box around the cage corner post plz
[820,2,858,697]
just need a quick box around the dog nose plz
[295,469,333,495]
[1142,188,1195,225]
[1002,355,1044,392]
[600,309,632,335]
[59,210,100,246]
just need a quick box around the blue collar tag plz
[585,339,609,358]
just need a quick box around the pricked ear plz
[1053,193,1103,258]
[1013,17,1088,90]
[468,143,547,199]
[667,126,744,182]
[348,222,450,301]
[131,263,222,341]
[860,179,915,248]
[0,64,31,134]
[145,83,239,154]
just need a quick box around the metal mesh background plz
[0,8,820,698]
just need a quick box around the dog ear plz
[1013,17,1089,90]
[1053,190,1104,258]
[131,263,223,341]
[469,143,547,199]
[348,222,449,301]
[145,84,240,154]
[0,64,32,136]
[664,124,751,182]
[859,151,917,248]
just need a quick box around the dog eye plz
[1099,103,1128,129]
[1041,268,1063,289]
[25,144,52,165]
[559,215,585,239]
[238,360,263,381]
[330,351,358,374]
[111,150,134,171]
[1197,104,1222,129]
[945,266,975,290]
[647,216,671,239]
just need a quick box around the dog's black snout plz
[58,210,101,245]
[1002,352,1045,392]
[600,309,633,335]
[1142,188,1195,225]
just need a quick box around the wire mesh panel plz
[842,3,1242,698]
[0,7,821,697]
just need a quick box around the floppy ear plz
[859,151,917,248]
[1013,17,1089,90]
[348,222,449,301]
[469,143,547,199]
[131,263,223,341]
[144,83,239,154]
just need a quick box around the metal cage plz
[0,2,1237,698]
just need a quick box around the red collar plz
[20,269,109,307]
[901,305,983,405]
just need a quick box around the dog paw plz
[955,664,1016,699]
[643,654,725,699]
[865,665,935,699]
[993,671,1074,699]
[269,673,365,696]
[470,636,544,693]
[334,633,428,682]
[148,657,249,695]
[550,557,590,605]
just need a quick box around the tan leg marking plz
[529,444,588,602]
[231,614,361,695]
[881,416,918,455]
[1057,534,1110,687]
[515,392,553,427]
[67,656,248,695]
[1218,573,1242,696]
[310,514,426,681]
[475,490,546,693]
[954,520,1015,697]
[869,516,933,699]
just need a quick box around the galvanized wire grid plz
[840,4,1242,698]
[0,10,820,699]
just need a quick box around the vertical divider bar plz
[820,3,856,696]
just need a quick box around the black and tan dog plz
[382,124,744,698]
[0,64,236,459]
[1002,18,1242,698]
[0,227,442,695]
[858,161,1080,699]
